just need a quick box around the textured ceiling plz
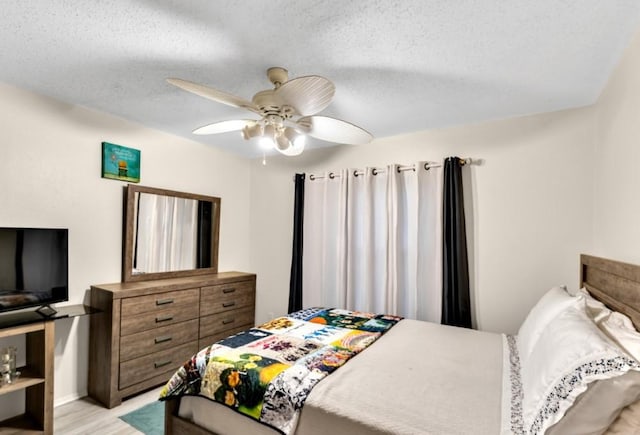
[1,1,639,158]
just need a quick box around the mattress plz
[178,319,505,435]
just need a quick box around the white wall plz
[0,82,252,408]
[249,106,596,334]
[593,27,640,263]
[1,23,638,412]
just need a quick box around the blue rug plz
[119,400,164,435]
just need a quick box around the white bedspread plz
[298,319,504,435]
[179,319,506,435]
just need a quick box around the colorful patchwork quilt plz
[160,307,402,434]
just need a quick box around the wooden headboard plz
[581,254,640,329]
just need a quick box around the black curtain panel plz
[288,173,305,313]
[442,157,472,328]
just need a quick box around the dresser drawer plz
[119,341,198,389]
[121,288,199,317]
[199,323,252,350]
[121,302,199,336]
[200,306,255,338]
[120,319,199,362]
[200,280,255,316]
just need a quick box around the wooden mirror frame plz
[122,185,221,282]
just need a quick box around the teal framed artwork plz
[101,142,141,183]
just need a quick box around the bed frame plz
[165,397,211,435]
[581,254,640,329]
[164,253,640,434]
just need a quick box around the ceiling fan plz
[167,67,373,156]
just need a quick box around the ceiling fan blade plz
[193,119,253,135]
[167,78,260,113]
[275,76,335,116]
[297,116,373,145]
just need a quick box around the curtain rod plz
[304,158,473,181]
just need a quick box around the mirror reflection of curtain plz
[302,163,443,321]
[135,194,198,273]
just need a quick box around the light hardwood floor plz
[54,387,162,434]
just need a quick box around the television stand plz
[0,305,96,330]
[0,321,53,434]
[0,304,97,434]
[35,305,57,318]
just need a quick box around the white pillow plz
[600,311,640,362]
[522,305,640,435]
[546,290,640,434]
[577,287,612,323]
[517,286,582,361]
[547,370,640,435]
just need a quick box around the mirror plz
[123,185,220,282]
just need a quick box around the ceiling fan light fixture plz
[283,126,301,143]
[293,134,306,149]
[278,136,305,156]
[263,124,276,138]
[241,123,262,140]
[272,127,305,156]
[275,133,291,151]
[259,136,275,150]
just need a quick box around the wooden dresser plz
[88,271,256,408]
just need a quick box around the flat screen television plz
[0,227,68,315]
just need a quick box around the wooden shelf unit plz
[0,321,54,435]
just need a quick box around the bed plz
[161,254,640,435]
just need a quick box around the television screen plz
[0,228,68,313]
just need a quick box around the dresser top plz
[91,271,255,299]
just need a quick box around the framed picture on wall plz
[101,142,141,183]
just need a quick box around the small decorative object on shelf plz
[0,346,17,386]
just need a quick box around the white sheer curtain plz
[302,162,443,321]
[135,194,198,273]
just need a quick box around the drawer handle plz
[222,302,236,308]
[222,287,236,294]
[154,360,172,369]
[156,315,174,323]
[222,318,235,325]
[156,298,174,306]
[154,335,173,344]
